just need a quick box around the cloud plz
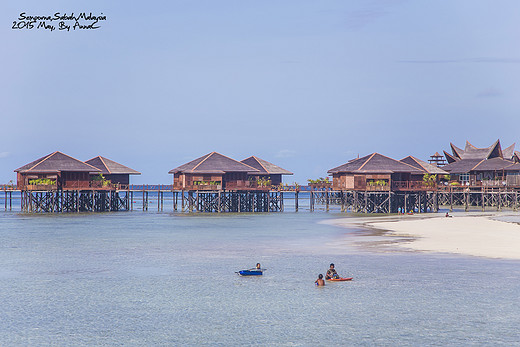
[399,57,520,64]
[0,152,9,158]
[476,88,503,98]
[275,149,296,158]
[342,0,406,30]
[344,9,387,29]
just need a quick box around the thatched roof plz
[504,163,520,171]
[442,159,482,174]
[15,151,101,173]
[448,140,507,161]
[85,156,141,175]
[328,153,424,174]
[169,152,259,174]
[400,156,448,175]
[240,156,293,175]
[462,140,502,160]
[514,151,520,163]
[443,151,458,164]
[472,157,514,171]
[450,143,465,159]
[503,143,516,160]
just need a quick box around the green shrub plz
[29,178,55,185]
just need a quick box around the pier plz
[4,184,520,214]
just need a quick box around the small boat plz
[326,277,353,282]
[236,269,263,276]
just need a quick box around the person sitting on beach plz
[445,212,452,218]
[325,263,340,280]
[315,274,325,286]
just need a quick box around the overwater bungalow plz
[328,153,432,191]
[85,156,141,188]
[168,152,263,191]
[240,156,293,186]
[14,151,101,190]
[441,140,520,186]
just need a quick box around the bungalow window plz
[459,173,470,182]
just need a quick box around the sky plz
[2,0,520,184]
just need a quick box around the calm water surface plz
[1,211,519,346]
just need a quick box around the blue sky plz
[2,1,520,184]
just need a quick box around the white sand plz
[331,214,520,259]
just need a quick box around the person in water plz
[325,263,340,280]
[315,274,325,286]
[249,263,262,271]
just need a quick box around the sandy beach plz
[329,213,520,260]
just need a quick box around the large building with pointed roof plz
[85,156,141,187]
[14,151,101,190]
[168,152,263,190]
[240,156,293,186]
[441,140,520,186]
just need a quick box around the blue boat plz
[237,269,263,276]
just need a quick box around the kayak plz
[236,270,263,276]
[326,277,353,281]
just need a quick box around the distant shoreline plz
[328,212,520,260]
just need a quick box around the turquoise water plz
[1,211,520,346]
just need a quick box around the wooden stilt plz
[449,188,453,212]
[326,191,329,212]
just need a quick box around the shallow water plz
[1,211,519,346]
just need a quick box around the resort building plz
[14,151,101,190]
[441,140,520,186]
[168,152,263,190]
[85,156,141,188]
[328,153,440,191]
[240,156,293,186]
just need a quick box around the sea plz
[1,192,520,346]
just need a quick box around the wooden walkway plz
[4,185,520,213]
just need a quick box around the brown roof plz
[85,156,141,175]
[504,163,520,171]
[472,157,514,171]
[448,140,506,161]
[168,152,259,174]
[461,139,502,160]
[15,151,101,173]
[442,159,482,174]
[450,143,465,159]
[241,156,293,175]
[514,151,520,163]
[443,150,458,164]
[328,153,424,174]
[503,143,516,160]
[400,156,449,175]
